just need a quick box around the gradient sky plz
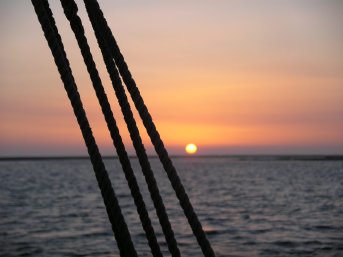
[1,0,343,156]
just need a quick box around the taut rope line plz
[83,1,181,256]
[84,0,215,256]
[60,1,163,256]
[32,0,216,256]
[31,0,137,256]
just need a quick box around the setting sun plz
[185,143,198,155]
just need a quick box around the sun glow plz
[185,143,198,154]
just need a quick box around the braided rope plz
[83,0,216,256]
[59,1,163,256]
[31,1,137,256]
[83,2,181,256]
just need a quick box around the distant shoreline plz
[1,155,342,162]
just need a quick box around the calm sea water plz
[0,157,342,257]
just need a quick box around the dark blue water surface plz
[1,157,342,257]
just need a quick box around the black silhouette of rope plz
[31,1,137,256]
[83,0,216,256]
[83,2,181,257]
[59,1,163,256]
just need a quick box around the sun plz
[185,143,198,155]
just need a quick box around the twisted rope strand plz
[83,0,216,256]
[31,1,137,256]
[83,2,181,257]
[59,1,163,256]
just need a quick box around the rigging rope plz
[83,2,181,256]
[32,0,216,256]
[59,1,163,256]
[83,0,216,256]
[31,0,137,256]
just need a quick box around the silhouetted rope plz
[59,1,163,256]
[83,2,181,256]
[83,0,216,256]
[31,1,137,256]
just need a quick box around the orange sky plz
[1,1,343,156]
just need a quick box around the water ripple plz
[0,158,342,256]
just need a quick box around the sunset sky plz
[1,1,342,156]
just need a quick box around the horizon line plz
[1,154,342,162]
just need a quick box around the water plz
[0,157,342,257]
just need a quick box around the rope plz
[83,2,181,256]
[31,1,137,256]
[33,0,216,255]
[59,1,163,256]
[83,1,216,256]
